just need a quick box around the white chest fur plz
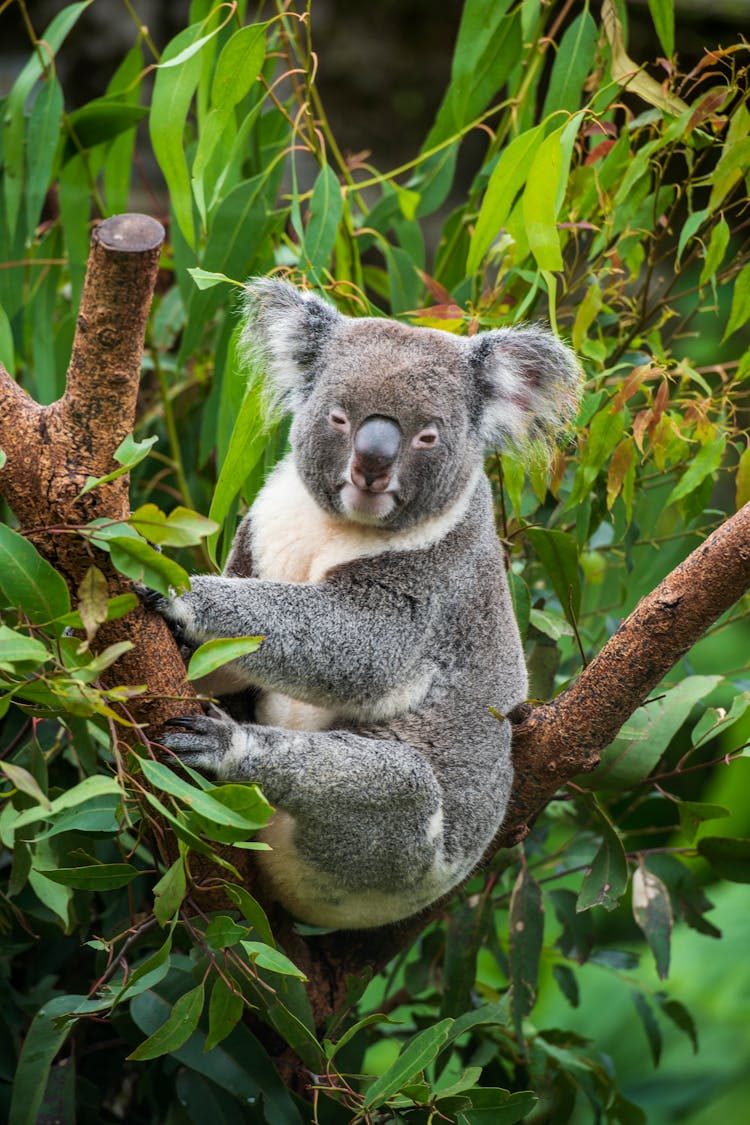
[250,454,480,584]
[250,456,395,584]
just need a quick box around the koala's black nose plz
[352,415,401,491]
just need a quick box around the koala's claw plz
[160,712,234,774]
[135,583,169,611]
[164,715,205,730]
[136,584,191,649]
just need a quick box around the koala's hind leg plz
[160,713,447,927]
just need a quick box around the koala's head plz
[244,279,582,531]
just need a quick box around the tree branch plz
[0,214,199,727]
[499,501,750,844]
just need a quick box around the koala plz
[155,280,581,930]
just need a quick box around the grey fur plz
[157,280,582,930]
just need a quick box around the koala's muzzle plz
[351,415,401,492]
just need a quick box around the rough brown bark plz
[2,213,750,1069]
[0,214,199,730]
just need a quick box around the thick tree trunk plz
[2,215,749,1063]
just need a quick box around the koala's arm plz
[157,570,431,708]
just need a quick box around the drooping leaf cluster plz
[1,0,750,1122]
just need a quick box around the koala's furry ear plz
[466,327,583,452]
[242,278,342,413]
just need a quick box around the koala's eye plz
[329,410,350,433]
[413,425,439,449]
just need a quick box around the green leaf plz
[0,525,71,624]
[205,976,244,1052]
[424,0,518,150]
[677,207,709,261]
[467,125,544,274]
[325,1012,397,1062]
[459,1089,538,1123]
[647,0,674,57]
[508,571,530,640]
[78,433,158,495]
[141,790,241,872]
[633,992,662,1068]
[63,99,148,159]
[508,865,544,1042]
[114,936,173,1004]
[129,982,205,1060]
[568,407,627,508]
[572,280,603,353]
[149,21,210,249]
[528,607,574,642]
[139,758,265,831]
[187,267,236,290]
[35,863,141,890]
[699,217,729,285]
[676,800,729,841]
[577,798,629,912]
[0,626,52,673]
[656,995,698,1053]
[364,1019,454,1108]
[187,636,263,680]
[723,261,750,341]
[205,916,249,950]
[8,994,84,1125]
[631,865,672,979]
[522,114,581,272]
[597,675,723,787]
[76,565,109,645]
[525,527,581,623]
[31,793,120,841]
[192,23,267,223]
[99,536,190,596]
[27,868,72,929]
[265,998,324,1069]
[552,963,580,1008]
[73,640,133,681]
[208,375,268,560]
[549,888,594,962]
[3,0,91,240]
[211,22,267,109]
[222,882,275,945]
[192,783,272,840]
[0,303,13,373]
[441,896,493,1018]
[697,836,750,883]
[57,593,137,633]
[523,127,564,271]
[542,10,598,117]
[11,776,122,836]
[302,166,344,278]
[153,858,187,926]
[129,504,219,547]
[26,78,64,236]
[130,991,303,1123]
[240,941,307,980]
[0,761,50,808]
[708,135,750,212]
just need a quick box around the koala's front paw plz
[134,583,168,617]
[137,583,193,647]
[160,713,236,776]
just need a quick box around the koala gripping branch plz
[502,499,750,843]
[0,213,198,725]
